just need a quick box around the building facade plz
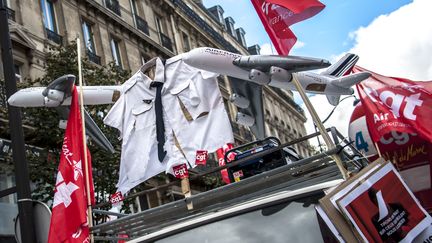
[0,0,313,237]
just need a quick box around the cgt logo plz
[363,86,424,123]
[173,164,189,179]
[110,191,124,205]
[195,150,208,165]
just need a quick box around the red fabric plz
[354,66,432,143]
[48,86,95,243]
[251,0,324,55]
[216,143,235,184]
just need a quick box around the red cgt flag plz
[251,0,325,55]
[354,66,432,143]
[48,86,95,243]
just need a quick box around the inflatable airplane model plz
[8,47,368,109]
[7,47,369,147]
[181,47,370,106]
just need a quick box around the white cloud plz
[260,41,305,55]
[292,41,305,50]
[259,43,277,55]
[302,0,432,146]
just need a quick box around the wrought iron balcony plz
[105,0,121,16]
[87,51,101,65]
[6,7,15,21]
[46,28,63,45]
[134,15,149,35]
[159,33,173,52]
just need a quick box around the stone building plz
[0,0,313,235]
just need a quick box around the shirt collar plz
[122,57,165,92]
[140,57,165,84]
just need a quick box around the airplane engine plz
[229,93,250,109]
[43,89,65,107]
[236,112,255,127]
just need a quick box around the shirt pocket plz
[170,79,208,120]
[132,101,155,131]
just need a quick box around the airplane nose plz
[7,94,18,106]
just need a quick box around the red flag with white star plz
[48,86,95,243]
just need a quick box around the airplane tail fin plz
[321,53,359,77]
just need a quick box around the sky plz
[202,0,432,144]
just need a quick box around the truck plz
[92,128,367,242]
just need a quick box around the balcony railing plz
[87,51,101,65]
[159,33,173,52]
[46,28,63,45]
[105,0,121,16]
[6,7,15,21]
[134,15,149,35]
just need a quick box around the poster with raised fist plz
[338,162,431,243]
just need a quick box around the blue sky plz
[202,0,412,59]
[202,0,432,139]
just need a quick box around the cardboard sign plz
[338,162,432,243]
[319,159,385,242]
[173,164,189,179]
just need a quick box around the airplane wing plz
[9,75,116,153]
[232,55,331,73]
[56,107,115,153]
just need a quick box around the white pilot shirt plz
[104,56,234,194]
[163,56,234,173]
[104,58,183,195]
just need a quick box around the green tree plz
[1,42,130,209]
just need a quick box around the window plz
[105,0,121,16]
[14,64,22,83]
[41,0,56,32]
[130,0,138,16]
[182,32,190,52]
[110,38,122,68]
[155,15,163,34]
[82,21,95,53]
[154,192,337,243]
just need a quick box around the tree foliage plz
[2,42,130,208]
[1,42,225,215]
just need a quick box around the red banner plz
[48,86,94,243]
[349,102,432,212]
[251,0,325,55]
[354,66,432,143]
[216,143,235,184]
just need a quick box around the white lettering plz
[403,93,423,120]
[380,91,404,118]
[364,87,379,103]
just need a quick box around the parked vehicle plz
[92,128,366,242]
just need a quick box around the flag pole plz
[77,38,94,242]
[292,73,349,179]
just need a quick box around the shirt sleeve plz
[103,94,126,137]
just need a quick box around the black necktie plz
[151,81,166,162]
